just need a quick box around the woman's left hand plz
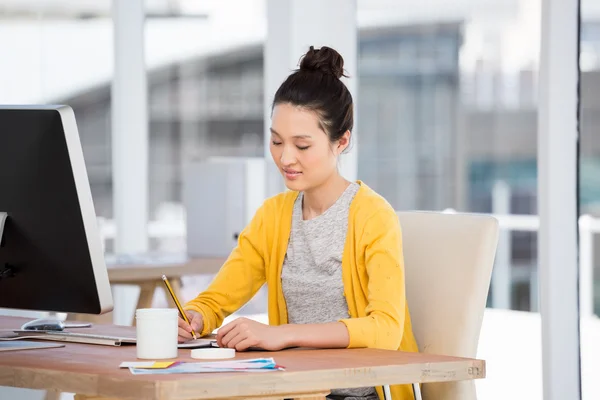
[216,317,290,351]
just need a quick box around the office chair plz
[383,211,498,400]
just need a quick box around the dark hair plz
[272,46,353,150]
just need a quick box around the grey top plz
[281,182,377,400]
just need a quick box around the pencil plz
[161,274,198,340]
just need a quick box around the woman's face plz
[270,103,346,192]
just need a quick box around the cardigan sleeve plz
[340,208,407,349]
[183,203,267,336]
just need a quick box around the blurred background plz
[0,0,598,399]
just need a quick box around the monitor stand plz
[20,317,66,331]
[19,317,92,331]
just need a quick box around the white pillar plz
[491,181,512,310]
[111,0,149,326]
[264,0,358,197]
[111,0,148,254]
[538,0,581,398]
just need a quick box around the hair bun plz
[299,46,347,79]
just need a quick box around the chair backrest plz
[397,211,499,400]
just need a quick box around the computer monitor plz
[0,105,113,324]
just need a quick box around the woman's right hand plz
[178,310,204,343]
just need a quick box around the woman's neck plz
[302,174,351,220]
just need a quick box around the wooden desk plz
[0,316,485,400]
[71,255,226,325]
[106,255,225,283]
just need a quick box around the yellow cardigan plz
[184,181,418,400]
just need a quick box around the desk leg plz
[43,390,61,400]
[133,282,157,325]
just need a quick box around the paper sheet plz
[128,358,284,375]
[119,361,180,369]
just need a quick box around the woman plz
[180,46,418,400]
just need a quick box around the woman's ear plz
[337,130,351,154]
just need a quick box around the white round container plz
[191,348,236,359]
[135,308,178,359]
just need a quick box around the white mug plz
[135,308,178,359]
